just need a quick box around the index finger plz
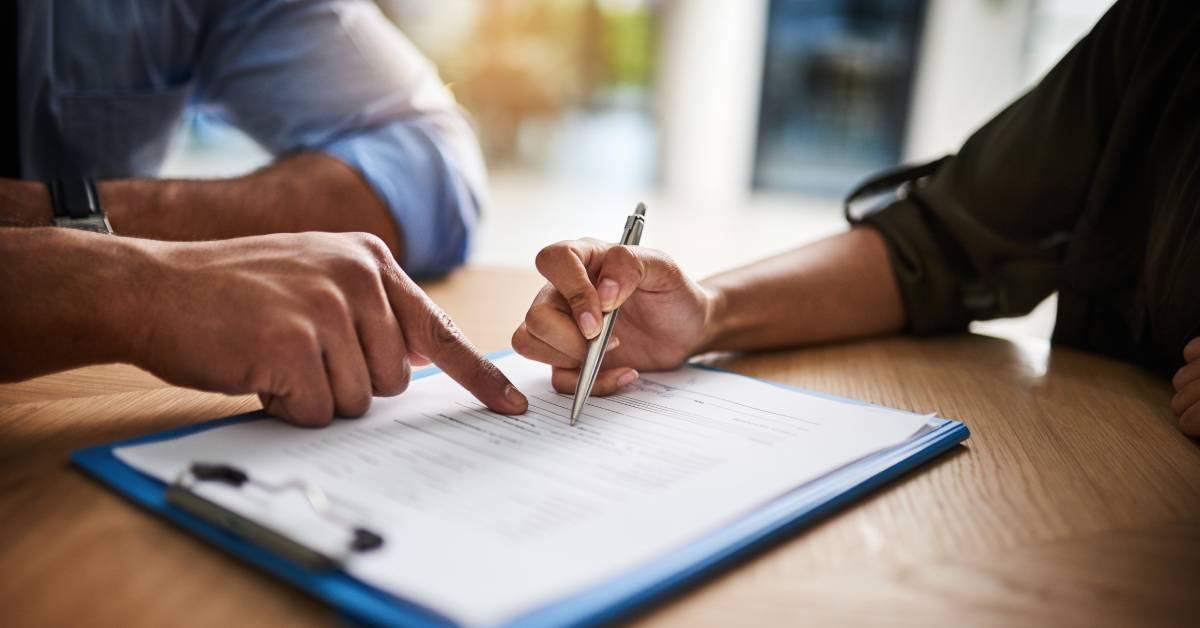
[535,240,605,339]
[382,267,528,415]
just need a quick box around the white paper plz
[116,354,929,625]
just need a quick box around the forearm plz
[0,152,405,258]
[0,228,150,381]
[700,227,906,352]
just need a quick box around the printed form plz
[117,354,929,625]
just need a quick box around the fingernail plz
[606,335,620,352]
[598,278,620,310]
[504,384,527,408]
[617,369,639,387]
[579,311,600,338]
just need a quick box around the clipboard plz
[73,352,969,627]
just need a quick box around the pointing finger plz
[535,241,604,339]
[380,265,527,414]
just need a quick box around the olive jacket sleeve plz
[860,0,1147,335]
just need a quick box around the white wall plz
[903,0,1114,162]
[656,0,769,209]
[903,0,1034,162]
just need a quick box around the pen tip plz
[634,202,646,216]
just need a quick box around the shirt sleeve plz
[191,0,487,277]
[860,0,1145,334]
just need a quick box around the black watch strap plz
[49,178,113,233]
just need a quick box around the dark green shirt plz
[865,0,1199,375]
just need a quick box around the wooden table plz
[2,266,1197,627]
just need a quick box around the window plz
[754,0,927,195]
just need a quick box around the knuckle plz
[521,307,539,333]
[534,282,558,301]
[610,244,636,263]
[308,285,351,322]
[550,369,577,393]
[266,318,318,354]
[523,306,553,337]
[375,359,412,397]
[342,394,373,419]
[534,243,569,273]
[511,328,533,356]
[651,250,683,278]
[429,308,465,348]
[349,250,381,275]
[533,283,568,311]
[330,251,380,285]
[352,231,390,256]
[566,291,592,311]
[608,245,644,277]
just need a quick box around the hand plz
[129,232,527,426]
[512,239,717,395]
[1171,337,1200,437]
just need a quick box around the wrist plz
[108,237,176,368]
[0,228,172,379]
[97,179,152,237]
[3,229,156,366]
[0,179,53,226]
[697,282,731,354]
[79,234,166,366]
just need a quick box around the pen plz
[570,202,647,425]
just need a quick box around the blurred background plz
[163,0,1114,338]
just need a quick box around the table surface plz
[2,266,1197,627]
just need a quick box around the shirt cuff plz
[860,197,972,335]
[323,119,480,278]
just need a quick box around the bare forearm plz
[0,153,404,258]
[0,228,148,380]
[700,227,905,352]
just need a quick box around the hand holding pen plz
[512,203,718,423]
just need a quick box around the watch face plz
[53,215,114,234]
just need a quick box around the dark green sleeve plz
[861,0,1149,335]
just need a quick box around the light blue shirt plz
[17,0,487,276]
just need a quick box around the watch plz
[48,178,114,234]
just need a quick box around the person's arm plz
[701,228,904,350]
[0,153,401,253]
[858,0,1148,336]
[0,227,527,425]
[1,1,485,275]
[192,0,487,276]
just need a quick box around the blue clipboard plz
[73,352,969,627]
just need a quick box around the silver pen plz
[570,202,647,425]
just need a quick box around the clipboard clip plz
[166,462,384,571]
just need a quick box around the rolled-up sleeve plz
[193,0,487,276]
[859,0,1141,334]
[322,118,481,276]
